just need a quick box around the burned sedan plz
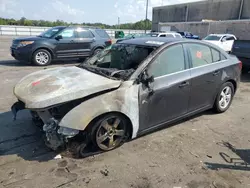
[11,38,241,157]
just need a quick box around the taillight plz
[239,61,242,70]
[105,39,112,46]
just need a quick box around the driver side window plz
[59,28,75,38]
[148,44,186,78]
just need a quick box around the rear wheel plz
[93,48,102,55]
[90,114,129,151]
[32,49,52,66]
[213,82,234,113]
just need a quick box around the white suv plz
[203,34,237,52]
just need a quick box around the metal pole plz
[118,17,120,29]
[185,5,189,22]
[145,0,149,33]
[238,0,244,20]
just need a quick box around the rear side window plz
[186,43,212,68]
[166,34,174,38]
[211,48,220,62]
[96,29,110,38]
[148,44,185,77]
[76,29,94,38]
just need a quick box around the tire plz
[77,58,86,63]
[32,49,52,66]
[30,111,43,128]
[90,113,129,151]
[213,82,234,113]
[93,48,102,55]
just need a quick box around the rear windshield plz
[96,29,110,38]
[204,35,221,41]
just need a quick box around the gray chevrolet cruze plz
[11,37,241,157]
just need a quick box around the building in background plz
[152,0,250,39]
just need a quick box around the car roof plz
[118,37,184,47]
[208,34,235,37]
[159,32,181,34]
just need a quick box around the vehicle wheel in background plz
[32,49,52,66]
[90,113,129,151]
[213,82,234,113]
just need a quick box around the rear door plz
[184,43,224,112]
[139,44,191,132]
[54,27,79,58]
[75,28,95,57]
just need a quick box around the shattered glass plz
[78,43,155,80]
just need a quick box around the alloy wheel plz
[96,116,126,151]
[35,52,49,65]
[219,86,232,110]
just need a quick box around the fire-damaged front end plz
[11,42,156,154]
[11,66,122,151]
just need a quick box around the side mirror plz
[55,35,63,40]
[140,70,154,84]
[137,70,154,96]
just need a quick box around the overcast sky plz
[0,0,200,24]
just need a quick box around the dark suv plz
[10,26,112,66]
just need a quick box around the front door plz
[138,44,191,132]
[184,43,223,112]
[54,27,79,58]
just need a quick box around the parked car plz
[116,33,148,43]
[177,31,199,39]
[11,37,241,157]
[203,34,237,53]
[10,26,112,66]
[115,30,125,39]
[231,40,250,70]
[146,32,182,38]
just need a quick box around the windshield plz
[38,27,65,38]
[204,35,221,41]
[79,44,155,80]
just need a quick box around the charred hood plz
[13,66,121,109]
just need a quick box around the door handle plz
[70,40,74,43]
[179,81,189,88]
[213,70,220,76]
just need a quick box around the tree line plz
[0,17,152,30]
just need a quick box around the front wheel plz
[32,49,52,66]
[90,114,129,151]
[213,82,234,113]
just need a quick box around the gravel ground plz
[0,36,250,188]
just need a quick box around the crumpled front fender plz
[59,81,139,139]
